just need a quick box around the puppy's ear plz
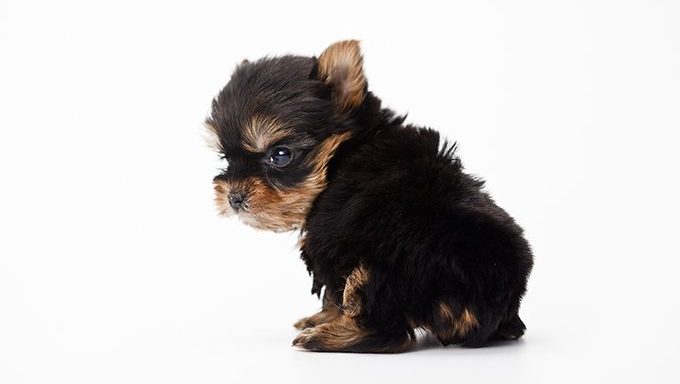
[316,40,366,111]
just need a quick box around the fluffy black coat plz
[303,105,533,348]
[208,40,533,352]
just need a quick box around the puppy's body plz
[208,41,533,353]
[300,113,532,351]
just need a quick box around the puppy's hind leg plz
[490,314,526,341]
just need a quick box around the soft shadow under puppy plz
[412,332,527,353]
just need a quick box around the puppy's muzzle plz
[228,191,247,211]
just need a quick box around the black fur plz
[210,56,335,189]
[208,42,533,352]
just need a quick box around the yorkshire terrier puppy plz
[207,40,534,353]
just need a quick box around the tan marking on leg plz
[456,308,479,336]
[435,301,457,341]
[438,301,455,323]
[293,305,341,330]
[293,315,412,353]
[293,266,414,353]
[342,265,369,318]
[435,301,480,341]
[294,266,369,329]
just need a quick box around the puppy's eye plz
[269,147,292,167]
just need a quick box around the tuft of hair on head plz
[316,40,366,112]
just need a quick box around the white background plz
[1,1,679,383]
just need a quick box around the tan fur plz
[293,315,367,350]
[457,308,479,335]
[342,265,369,317]
[292,265,415,352]
[294,265,369,332]
[213,131,352,231]
[435,302,479,340]
[294,289,341,330]
[293,305,341,330]
[317,40,366,111]
[213,179,234,217]
[293,314,413,353]
[438,301,456,323]
[242,115,290,153]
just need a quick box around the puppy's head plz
[207,40,366,231]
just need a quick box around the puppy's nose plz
[228,191,246,211]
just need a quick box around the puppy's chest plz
[298,229,358,289]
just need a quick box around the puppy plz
[207,40,534,353]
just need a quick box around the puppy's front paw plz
[292,327,317,349]
[292,317,368,352]
[292,319,412,353]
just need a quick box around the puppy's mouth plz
[227,199,257,224]
[234,208,301,233]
